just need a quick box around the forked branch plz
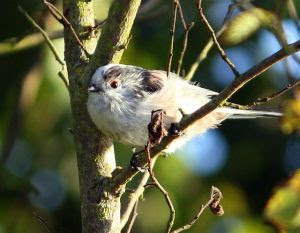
[42,0,91,57]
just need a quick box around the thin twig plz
[0,30,63,55]
[176,0,194,75]
[0,18,105,56]
[42,0,91,57]
[125,200,139,233]
[185,37,214,81]
[171,186,223,233]
[185,2,234,81]
[18,6,69,89]
[146,166,176,233]
[167,0,178,76]
[120,171,151,229]
[247,78,300,106]
[286,0,300,31]
[196,0,240,78]
[33,212,53,233]
[146,142,175,233]
[58,70,69,89]
[19,6,64,66]
[222,3,238,26]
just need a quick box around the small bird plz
[87,64,281,152]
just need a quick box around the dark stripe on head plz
[141,71,164,93]
[103,66,122,80]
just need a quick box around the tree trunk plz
[62,0,141,232]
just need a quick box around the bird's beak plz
[88,85,102,93]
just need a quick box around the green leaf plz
[264,170,300,232]
[220,7,278,46]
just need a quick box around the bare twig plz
[146,169,176,233]
[167,0,178,76]
[247,78,300,106]
[42,0,91,57]
[286,0,300,31]
[120,171,151,229]
[185,37,215,81]
[58,70,69,89]
[18,6,69,89]
[185,2,234,81]
[171,186,223,233]
[222,3,238,26]
[112,40,300,192]
[33,212,53,233]
[0,30,63,55]
[124,200,139,233]
[176,0,194,75]
[196,0,240,78]
[19,6,64,66]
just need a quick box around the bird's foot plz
[130,150,147,172]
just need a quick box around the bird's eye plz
[110,80,119,88]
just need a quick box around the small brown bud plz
[209,202,224,216]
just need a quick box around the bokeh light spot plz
[257,20,300,84]
[210,47,254,87]
[177,129,228,176]
[29,170,67,211]
[5,140,33,177]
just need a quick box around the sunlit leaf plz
[220,8,278,46]
[264,170,300,232]
[280,99,300,134]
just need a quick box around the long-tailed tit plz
[87,64,281,152]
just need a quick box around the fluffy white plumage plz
[87,64,281,152]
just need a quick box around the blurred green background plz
[1,0,300,233]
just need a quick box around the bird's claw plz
[168,123,183,136]
[130,151,147,172]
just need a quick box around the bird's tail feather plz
[219,106,282,119]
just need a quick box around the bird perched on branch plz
[87,64,281,152]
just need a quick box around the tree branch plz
[146,176,175,233]
[0,30,62,55]
[112,40,300,193]
[124,200,139,233]
[171,186,223,233]
[18,6,69,89]
[196,0,240,78]
[176,0,194,76]
[120,171,151,229]
[247,78,300,107]
[33,212,53,233]
[43,0,91,57]
[86,0,142,78]
[185,2,235,81]
[18,6,65,66]
[167,0,178,76]
[62,0,141,232]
